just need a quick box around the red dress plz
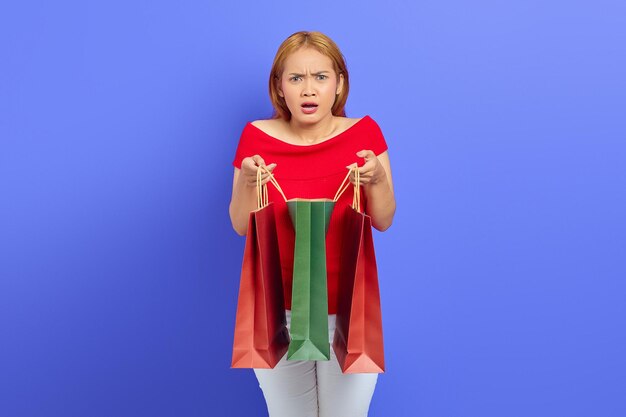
[232,115,389,314]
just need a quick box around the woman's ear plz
[336,73,344,95]
[276,77,284,98]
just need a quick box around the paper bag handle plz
[333,165,361,212]
[258,163,360,209]
[258,165,288,202]
[256,167,270,209]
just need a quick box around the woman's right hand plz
[240,155,277,187]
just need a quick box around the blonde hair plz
[268,31,350,121]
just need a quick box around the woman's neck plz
[287,115,340,144]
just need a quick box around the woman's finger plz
[242,157,255,170]
[251,154,266,167]
[356,149,376,160]
[350,171,373,182]
[257,162,276,174]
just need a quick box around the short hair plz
[268,31,350,121]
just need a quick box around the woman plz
[229,30,396,417]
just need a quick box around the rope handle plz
[256,167,269,209]
[352,166,361,212]
[333,164,361,212]
[258,165,288,202]
[257,163,361,210]
[333,168,352,202]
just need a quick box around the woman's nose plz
[302,78,315,96]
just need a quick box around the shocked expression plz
[277,47,344,122]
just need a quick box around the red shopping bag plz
[333,167,385,373]
[231,169,290,369]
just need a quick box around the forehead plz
[282,48,334,72]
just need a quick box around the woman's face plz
[277,47,344,124]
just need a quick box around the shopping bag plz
[333,167,385,373]
[231,168,290,369]
[259,166,356,362]
[285,199,335,361]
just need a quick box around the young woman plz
[229,30,396,417]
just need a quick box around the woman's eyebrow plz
[288,71,331,76]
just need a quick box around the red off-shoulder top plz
[232,115,388,314]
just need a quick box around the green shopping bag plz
[286,199,335,360]
[261,165,354,361]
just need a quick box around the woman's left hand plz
[348,150,387,186]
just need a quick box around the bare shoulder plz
[251,119,278,128]
[250,116,365,141]
[343,116,364,128]
[337,117,366,134]
[252,117,363,127]
[251,119,286,137]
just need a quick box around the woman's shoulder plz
[250,116,368,137]
[250,118,285,138]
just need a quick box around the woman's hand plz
[346,149,396,231]
[348,150,387,186]
[240,155,277,187]
[230,155,277,235]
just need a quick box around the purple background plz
[1,1,625,416]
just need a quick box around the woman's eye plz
[289,75,327,82]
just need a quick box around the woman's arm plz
[229,167,255,236]
[354,150,396,232]
[229,155,277,236]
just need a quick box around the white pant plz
[253,310,379,417]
